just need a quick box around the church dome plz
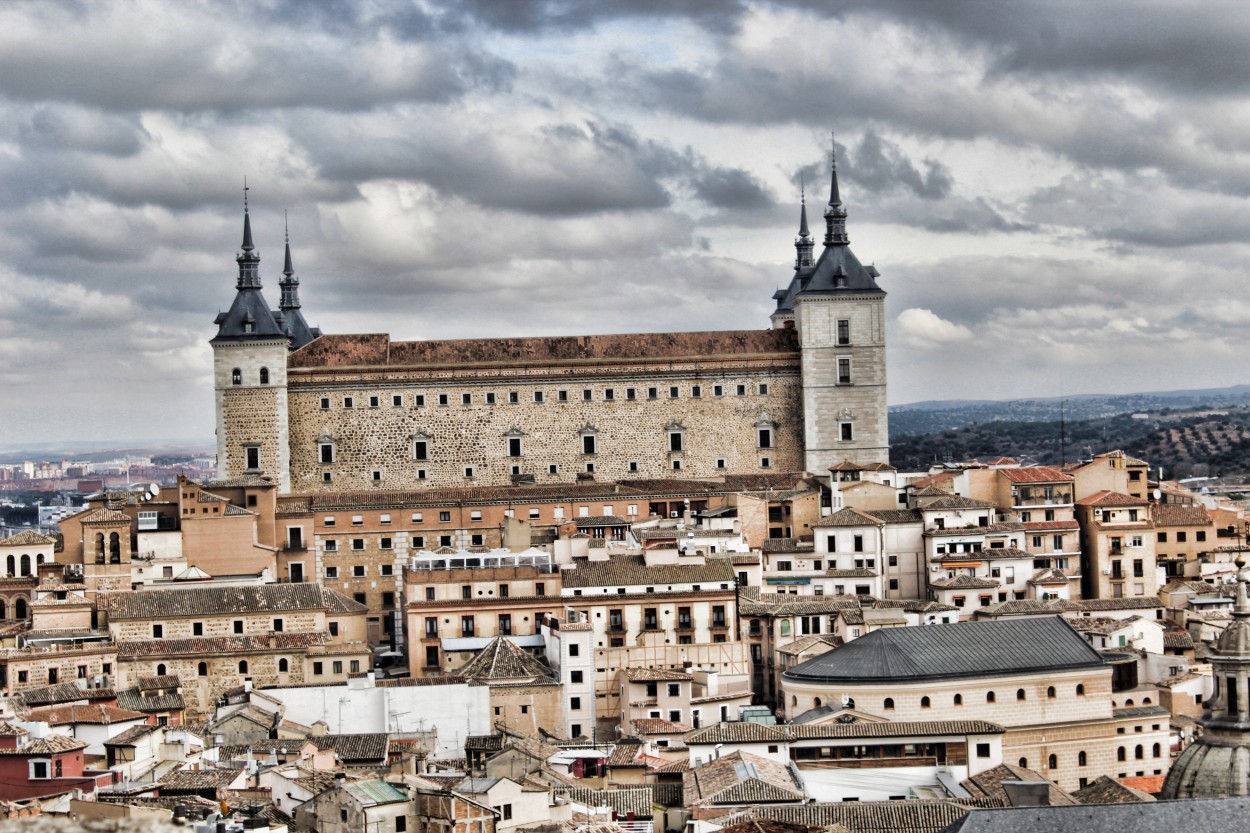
[1163,740,1250,799]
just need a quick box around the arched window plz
[19,555,29,577]
[791,696,797,706]
[156,664,166,676]
[239,660,249,674]
[1018,757,1028,768]
[1134,744,1144,760]
[279,658,289,673]
[14,599,26,620]
[198,662,208,677]
[0,599,7,620]
[1079,751,1087,766]
[921,696,931,709]
[95,534,105,562]
[231,368,242,385]
[954,694,963,706]
[1048,754,1057,769]
[1076,684,1085,696]
[1152,743,1161,757]
[4,555,12,576]
[883,698,895,710]
[109,533,121,563]
[1143,697,1152,705]
[1117,747,1126,762]
[259,367,269,385]
[35,554,43,565]
[1016,688,1026,701]
[1125,698,1134,706]
[986,691,996,703]
[1047,686,1056,698]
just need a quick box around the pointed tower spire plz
[823,133,849,247]
[279,210,301,311]
[236,179,262,289]
[794,177,814,272]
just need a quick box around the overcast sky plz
[3,0,1250,446]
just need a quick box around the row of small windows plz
[319,383,773,410]
[230,367,270,385]
[168,657,360,677]
[847,684,1085,712]
[3,553,44,576]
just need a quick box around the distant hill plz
[889,385,1250,479]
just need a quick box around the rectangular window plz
[461,392,471,405]
[352,514,363,526]
[604,388,614,401]
[840,422,854,442]
[533,390,544,403]
[273,618,284,632]
[313,662,323,675]
[413,535,425,548]
[319,443,334,464]
[558,389,568,402]
[669,432,683,452]
[758,428,773,448]
[647,387,658,399]
[583,389,593,401]
[509,391,519,404]
[392,394,403,407]
[691,385,702,398]
[438,393,448,406]
[484,392,496,404]
[333,661,343,674]
[152,624,163,638]
[461,616,475,636]
[837,319,850,345]
[351,538,364,551]
[626,387,636,400]
[439,511,451,522]
[369,395,380,408]
[736,384,746,396]
[570,696,581,710]
[320,397,330,410]
[325,566,338,577]
[353,565,365,577]
[414,394,425,407]
[413,440,428,461]
[583,434,597,455]
[343,396,354,408]
[508,437,522,457]
[464,466,474,478]
[838,357,852,384]
[758,382,769,395]
[233,620,244,634]
[713,384,724,396]
[669,386,679,398]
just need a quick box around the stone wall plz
[107,610,324,642]
[286,362,803,492]
[216,338,290,490]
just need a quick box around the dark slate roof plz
[104,584,365,618]
[783,617,1107,684]
[211,284,287,343]
[562,555,734,588]
[938,798,1250,832]
[772,233,884,315]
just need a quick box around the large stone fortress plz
[212,150,888,493]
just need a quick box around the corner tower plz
[772,138,889,471]
[211,193,292,491]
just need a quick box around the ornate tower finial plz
[279,210,301,310]
[794,175,814,271]
[823,132,849,247]
[236,180,260,289]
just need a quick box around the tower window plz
[534,391,544,403]
[259,367,269,384]
[582,433,597,455]
[758,383,770,395]
[716,458,726,469]
[413,440,429,461]
[319,443,335,464]
[604,388,614,401]
[462,393,472,405]
[758,428,773,448]
[647,387,658,399]
[713,385,724,396]
[549,464,559,474]
[508,437,523,457]
[321,397,330,410]
[464,466,475,478]
[343,396,354,408]
[691,385,702,398]
[369,395,379,408]
[415,394,425,407]
[626,388,636,400]
[583,389,593,401]
[392,395,403,407]
[558,390,569,402]
[245,446,260,471]
[837,319,850,345]
[668,431,684,452]
[669,386,679,398]
[231,368,242,386]
[509,391,519,404]
[629,461,639,472]
[736,384,746,396]
[838,357,852,385]
[760,457,771,468]
[486,392,496,404]
[840,422,854,442]
[438,394,449,406]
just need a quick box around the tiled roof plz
[738,590,859,617]
[815,508,883,528]
[1027,568,1071,585]
[454,636,554,682]
[684,750,805,806]
[777,634,841,657]
[137,674,182,691]
[686,722,787,744]
[0,722,26,737]
[824,568,878,578]
[785,617,1106,683]
[997,466,1073,484]
[789,720,1003,740]
[1164,630,1194,649]
[1152,503,1212,527]
[1079,597,1163,611]
[1021,520,1080,531]
[761,538,813,554]
[0,735,87,755]
[77,508,131,524]
[1070,616,1139,635]
[621,667,692,682]
[960,762,1078,806]
[0,531,55,546]
[159,768,240,790]
[562,555,734,588]
[920,495,996,511]
[872,509,924,524]
[575,516,629,528]
[630,718,689,735]
[116,687,185,713]
[1076,490,1147,507]
[312,733,389,761]
[929,575,999,590]
[747,801,975,833]
[104,584,366,618]
[558,786,654,817]
[933,548,1031,563]
[1071,774,1155,805]
[23,704,146,725]
[10,682,97,708]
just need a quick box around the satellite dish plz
[149,484,161,497]
[1153,489,1162,500]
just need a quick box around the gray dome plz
[1162,740,1250,799]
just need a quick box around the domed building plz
[1161,558,1250,798]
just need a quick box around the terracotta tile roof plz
[929,575,1000,590]
[116,631,332,658]
[116,687,186,713]
[0,531,55,546]
[933,547,1031,563]
[606,741,648,767]
[1076,490,1147,507]
[871,509,924,524]
[1152,503,1212,527]
[9,682,98,708]
[686,722,788,744]
[684,750,805,806]
[961,763,1078,806]
[761,538,813,554]
[815,508,884,528]
[77,508,132,525]
[1079,597,1163,611]
[747,801,977,833]
[976,602,1080,620]
[312,733,389,762]
[159,768,240,790]
[630,718,689,735]
[788,720,1003,740]
[621,668,693,682]
[558,786,655,817]
[0,722,26,737]
[454,636,554,682]
[0,734,87,755]
[656,758,690,773]
[921,495,997,511]
[1164,630,1195,649]
[1072,774,1156,804]
[738,590,859,617]
[562,554,734,588]
[777,635,841,657]
[24,704,146,725]
[291,329,799,369]
[103,584,365,619]
[1021,520,1080,531]
[997,466,1074,484]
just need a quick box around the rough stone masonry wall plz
[108,610,323,641]
[286,365,804,492]
[221,386,282,477]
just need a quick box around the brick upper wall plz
[288,329,800,369]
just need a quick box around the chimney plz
[1001,781,1051,807]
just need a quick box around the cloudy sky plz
[3,0,1249,446]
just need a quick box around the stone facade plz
[215,339,290,492]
